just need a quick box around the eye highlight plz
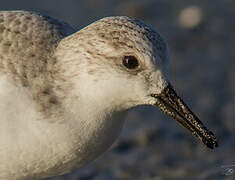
[122,56,139,69]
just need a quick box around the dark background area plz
[1,0,235,179]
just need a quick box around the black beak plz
[151,83,218,149]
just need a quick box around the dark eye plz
[122,56,139,69]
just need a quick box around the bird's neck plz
[55,90,128,167]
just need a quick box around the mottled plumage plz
[0,11,217,180]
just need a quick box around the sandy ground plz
[1,0,235,179]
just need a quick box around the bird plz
[0,11,218,180]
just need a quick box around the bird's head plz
[55,16,218,149]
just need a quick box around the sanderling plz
[0,11,218,180]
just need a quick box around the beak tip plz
[204,131,219,149]
[206,141,218,149]
[206,141,219,149]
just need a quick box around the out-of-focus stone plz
[178,6,203,29]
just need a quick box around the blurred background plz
[1,0,235,179]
